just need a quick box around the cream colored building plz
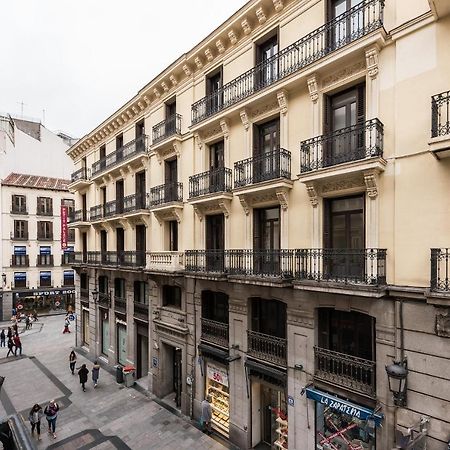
[1,174,75,319]
[68,0,450,448]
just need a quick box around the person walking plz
[33,310,38,322]
[7,327,13,340]
[6,337,14,357]
[13,333,22,356]
[69,350,77,375]
[28,314,33,329]
[201,395,212,435]
[0,329,5,347]
[28,403,43,440]
[62,316,70,334]
[92,361,100,388]
[25,315,30,330]
[44,400,59,439]
[78,364,89,392]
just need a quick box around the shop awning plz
[13,246,26,255]
[40,246,51,255]
[245,358,287,384]
[305,387,384,427]
[198,343,229,362]
[64,246,74,253]
[14,272,26,280]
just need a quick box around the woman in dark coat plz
[77,364,89,392]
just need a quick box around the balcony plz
[429,90,450,159]
[104,199,124,219]
[314,346,376,398]
[185,250,226,276]
[201,318,229,349]
[228,250,295,280]
[11,255,29,267]
[91,135,149,179]
[295,248,387,291]
[152,114,182,148]
[191,0,385,126]
[134,302,149,321]
[114,296,127,314]
[103,251,146,268]
[189,168,233,199]
[123,193,150,218]
[36,255,54,267]
[61,253,75,265]
[90,205,104,222]
[11,206,27,215]
[68,209,90,227]
[149,182,183,223]
[80,288,89,300]
[98,292,110,307]
[147,251,184,273]
[300,119,384,175]
[431,248,449,293]
[69,167,91,190]
[247,330,287,367]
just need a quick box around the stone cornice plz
[67,0,297,160]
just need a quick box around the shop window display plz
[205,364,229,436]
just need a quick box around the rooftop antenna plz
[17,101,26,118]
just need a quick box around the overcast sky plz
[1,0,247,138]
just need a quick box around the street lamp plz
[385,359,408,407]
[2,273,6,286]
[92,289,99,304]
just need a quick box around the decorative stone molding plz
[364,170,378,198]
[321,176,364,194]
[172,142,181,159]
[322,61,366,90]
[194,133,203,150]
[238,195,250,215]
[138,101,145,110]
[182,64,192,77]
[161,81,169,92]
[216,39,225,54]
[153,88,161,99]
[205,48,214,62]
[119,167,128,178]
[229,300,247,315]
[120,115,127,124]
[126,111,133,119]
[256,7,267,24]
[132,106,139,114]
[273,0,284,12]
[112,122,118,129]
[218,200,231,218]
[193,205,203,222]
[228,29,238,45]
[143,95,150,105]
[305,182,318,207]
[276,190,289,210]
[375,324,395,345]
[277,90,288,115]
[435,307,450,338]
[194,57,203,69]
[286,309,314,329]
[172,208,182,223]
[307,75,319,103]
[203,125,222,141]
[241,19,251,35]
[240,109,250,131]
[365,45,380,80]
[220,119,230,139]
[169,74,177,86]
[250,101,279,120]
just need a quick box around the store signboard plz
[207,365,229,387]
[61,205,68,250]
[305,387,384,427]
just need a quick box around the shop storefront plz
[305,387,383,450]
[13,287,75,315]
[117,320,127,365]
[100,309,109,357]
[206,363,230,437]
[246,360,288,450]
[82,307,89,346]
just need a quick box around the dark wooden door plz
[136,224,146,265]
[100,230,107,264]
[82,232,88,262]
[253,207,280,275]
[165,159,178,202]
[257,35,279,88]
[173,348,182,408]
[254,119,280,183]
[116,228,124,264]
[205,214,224,271]
[329,0,365,49]
[135,171,146,208]
[116,180,124,214]
[206,69,222,114]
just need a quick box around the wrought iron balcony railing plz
[134,302,149,321]
[201,318,229,348]
[189,167,232,198]
[98,292,110,307]
[103,251,146,268]
[300,119,384,172]
[92,135,149,176]
[87,251,101,265]
[431,248,449,292]
[36,255,54,266]
[69,209,89,223]
[61,253,75,265]
[185,250,226,274]
[228,249,295,279]
[11,205,27,215]
[234,149,291,188]
[11,255,29,267]
[150,182,183,206]
[123,193,149,213]
[247,330,287,367]
[114,296,127,314]
[152,114,182,145]
[314,346,376,398]
[431,90,450,138]
[147,251,184,271]
[191,0,384,124]
[104,199,124,218]
[71,167,90,183]
[90,205,104,221]
[80,288,89,299]
[295,248,387,285]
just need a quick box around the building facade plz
[68,0,450,449]
[1,174,75,319]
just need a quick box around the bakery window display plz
[273,408,288,449]
[206,364,230,436]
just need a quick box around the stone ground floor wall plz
[74,268,450,450]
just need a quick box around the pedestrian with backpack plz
[92,361,100,387]
[44,400,59,439]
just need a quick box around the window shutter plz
[323,199,331,248]
[24,221,28,238]
[356,84,366,125]
[253,209,261,250]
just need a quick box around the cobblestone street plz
[0,315,228,450]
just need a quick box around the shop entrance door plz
[136,331,149,379]
[82,309,89,346]
[117,324,127,365]
[173,347,182,408]
[101,312,109,356]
